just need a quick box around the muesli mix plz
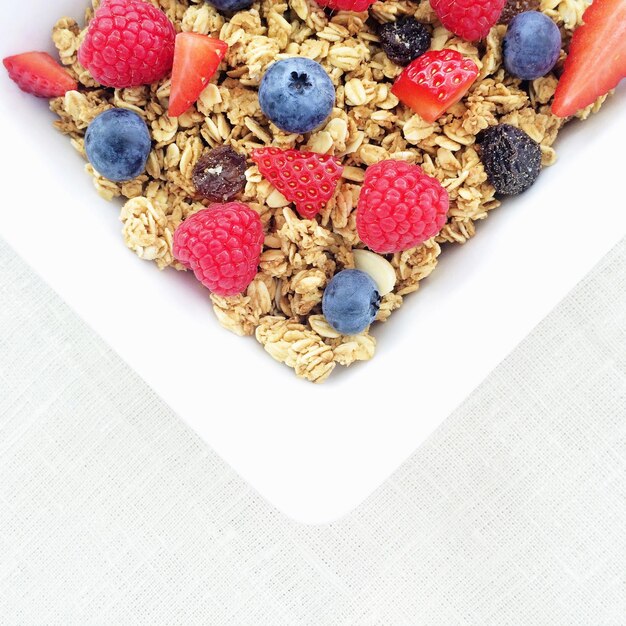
[4,0,623,381]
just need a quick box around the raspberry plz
[251,148,343,219]
[476,124,541,195]
[315,0,376,11]
[356,160,449,254]
[430,0,506,41]
[78,0,176,89]
[173,203,264,296]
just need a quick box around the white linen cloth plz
[1,235,625,625]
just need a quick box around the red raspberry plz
[356,160,449,254]
[173,203,264,297]
[430,0,506,41]
[251,148,344,220]
[315,0,376,11]
[78,0,176,89]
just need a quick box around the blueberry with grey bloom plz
[85,108,151,182]
[205,0,253,11]
[477,124,542,195]
[503,11,561,80]
[258,58,335,135]
[322,270,381,336]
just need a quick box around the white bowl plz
[1,0,625,523]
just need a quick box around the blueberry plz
[322,269,380,336]
[503,11,561,80]
[258,58,335,134]
[205,0,253,11]
[85,109,151,182]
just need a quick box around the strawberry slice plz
[251,147,344,219]
[3,52,78,98]
[391,50,478,123]
[552,0,626,117]
[168,33,228,118]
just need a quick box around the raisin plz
[378,17,431,67]
[498,0,541,25]
[476,124,541,195]
[192,145,247,202]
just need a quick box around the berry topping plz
[552,0,626,118]
[356,160,449,254]
[78,0,175,89]
[322,270,380,336]
[391,49,478,123]
[430,0,507,41]
[477,124,541,195]
[206,0,253,11]
[498,0,540,24]
[173,203,264,297]
[3,52,78,98]
[258,58,335,135]
[85,108,152,182]
[378,17,432,67]
[251,148,343,219]
[168,33,228,118]
[315,0,377,11]
[503,12,561,80]
[192,146,247,203]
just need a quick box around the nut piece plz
[353,249,397,296]
[192,145,247,203]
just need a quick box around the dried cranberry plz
[192,145,247,203]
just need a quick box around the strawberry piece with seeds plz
[552,0,626,118]
[3,52,77,98]
[251,148,344,219]
[391,49,478,123]
[169,33,228,118]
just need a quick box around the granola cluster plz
[50,0,601,382]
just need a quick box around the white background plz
[1,0,625,523]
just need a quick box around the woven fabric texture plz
[1,236,625,625]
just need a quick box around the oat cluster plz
[50,0,602,382]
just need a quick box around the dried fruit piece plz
[498,0,540,25]
[378,17,432,66]
[192,146,247,203]
[476,124,541,195]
